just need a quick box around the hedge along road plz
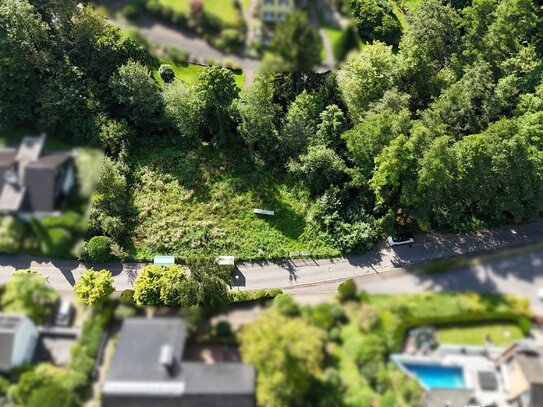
[0,220,542,298]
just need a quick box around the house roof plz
[0,149,17,167]
[515,352,543,384]
[0,183,25,212]
[103,318,255,400]
[26,152,72,169]
[424,388,476,407]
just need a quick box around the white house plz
[0,313,39,372]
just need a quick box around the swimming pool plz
[403,363,466,389]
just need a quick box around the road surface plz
[0,220,542,297]
[112,14,261,72]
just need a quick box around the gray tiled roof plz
[103,318,255,402]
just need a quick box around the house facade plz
[260,0,296,23]
[0,313,39,372]
[0,134,75,215]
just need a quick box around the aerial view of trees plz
[1,0,542,261]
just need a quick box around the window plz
[263,11,275,20]
[278,0,290,6]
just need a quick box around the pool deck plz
[392,345,510,406]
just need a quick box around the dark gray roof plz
[106,318,188,383]
[424,389,476,407]
[0,149,16,167]
[27,152,72,169]
[103,318,255,404]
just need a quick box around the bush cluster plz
[81,236,113,263]
[228,288,283,304]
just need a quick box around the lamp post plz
[235,274,240,291]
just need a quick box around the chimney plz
[159,344,175,375]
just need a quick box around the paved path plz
[112,14,261,72]
[1,220,542,297]
[308,0,335,69]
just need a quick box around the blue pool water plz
[403,364,466,389]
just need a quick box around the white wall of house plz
[11,317,39,368]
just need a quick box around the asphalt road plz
[0,220,542,298]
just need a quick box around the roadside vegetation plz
[238,288,531,406]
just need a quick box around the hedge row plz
[228,288,284,304]
[68,306,112,399]
[120,287,283,305]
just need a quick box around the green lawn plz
[437,323,524,346]
[157,0,240,25]
[130,142,339,261]
[153,59,245,88]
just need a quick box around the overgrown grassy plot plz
[130,140,339,261]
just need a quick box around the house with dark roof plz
[0,313,39,372]
[0,133,75,214]
[101,318,256,407]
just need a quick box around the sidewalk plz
[0,220,542,294]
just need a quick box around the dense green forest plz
[1,0,542,260]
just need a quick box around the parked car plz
[55,299,73,327]
[387,233,415,247]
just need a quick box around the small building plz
[498,340,543,406]
[0,133,75,215]
[260,0,295,23]
[102,318,256,407]
[0,313,39,372]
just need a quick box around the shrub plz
[82,236,113,262]
[310,304,336,330]
[120,289,135,305]
[268,288,283,297]
[74,269,115,306]
[41,227,72,257]
[0,215,25,253]
[228,289,284,304]
[158,63,175,83]
[121,4,139,21]
[114,304,137,320]
[254,289,268,300]
[337,279,357,303]
[0,376,10,395]
[166,47,189,64]
[272,293,300,317]
[215,321,233,338]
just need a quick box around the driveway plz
[0,220,542,297]
[112,14,261,72]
